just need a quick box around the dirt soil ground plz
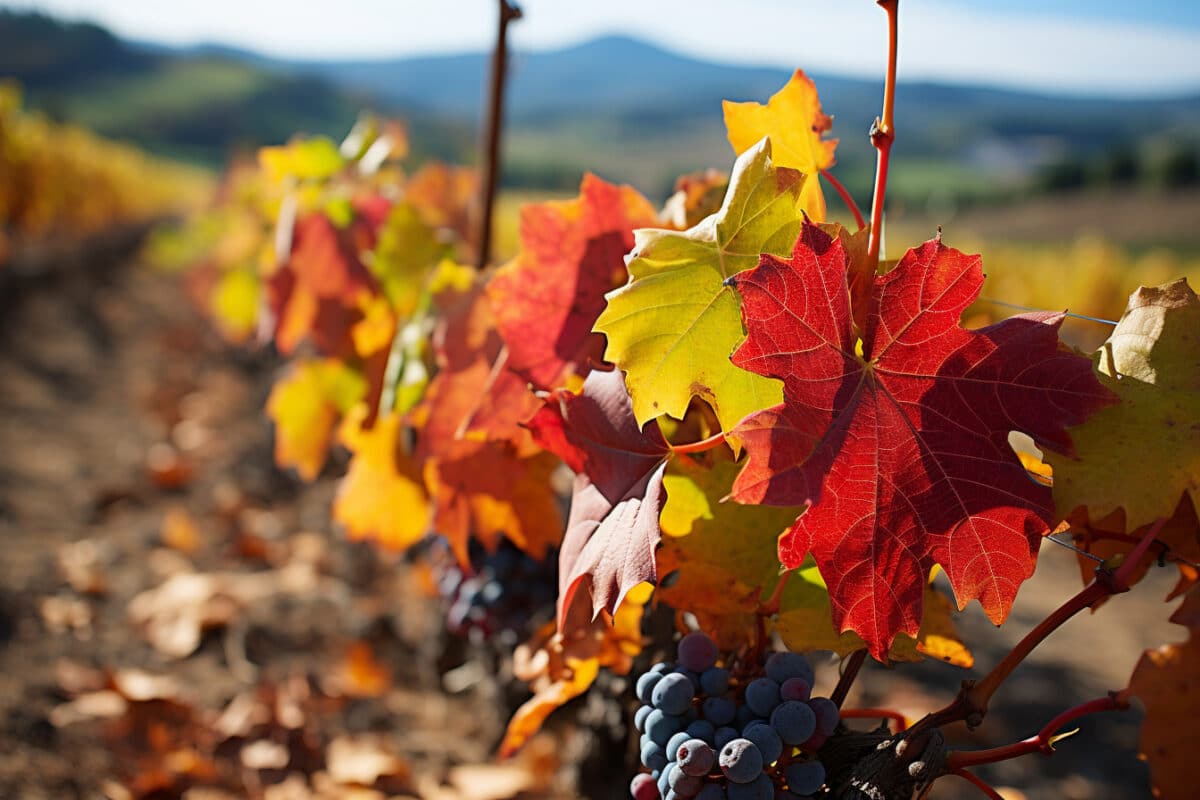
[0,242,1183,799]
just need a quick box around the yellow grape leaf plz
[594,138,801,434]
[723,69,837,221]
[1047,279,1200,529]
[500,583,648,757]
[333,406,429,550]
[209,268,260,343]
[655,458,801,650]
[351,293,396,358]
[266,359,366,481]
[259,136,345,184]
[776,566,972,667]
[369,202,451,318]
[1128,589,1200,800]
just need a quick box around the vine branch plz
[911,515,1167,733]
[820,169,866,231]
[477,0,522,270]
[830,648,867,708]
[866,0,899,266]
[945,694,1128,770]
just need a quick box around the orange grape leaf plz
[499,583,647,758]
[527,370,670,631]
[266,358,366,481]
[405,162,479,251]
[1128,589,1200,800]
[723,69,837,220]
[487,174,657,390]
[425,445,563,565]
[728,221,1114,658]
[414,283,542,463]
[333,407,429,551]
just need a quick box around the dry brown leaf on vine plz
[1128,588,1200,800]
[498,582,648,757]
[1066,493,1199,610]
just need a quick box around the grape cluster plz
[430,537,557,644]
[630,633,839,799]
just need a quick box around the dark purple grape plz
[700,667,731,696]
[742,721,783,764]
[667,731,692,762]
[638,670,665,705]
[676,738,715,776]
[646,708,684,746]
[808,697,839,737]
[658,769,673,798]
[696,785,726,800]
[784,760,826,795]
[770,700,817,745]
[744,678,780,717]
[631,772,660,800]
[685,718,715,744]
[779,677,811,702]
[727,773,773,800]
[703,696,736,726]
[636,704,653,732]
[677,632,719,672]
[641,738,668,772]
[668,764,704,798]
[719,738,763,784]
[735,704,759,729]
[714,725,739,750]
[651,662,673,675]
[764,652,814,686]
[653,673,696,715]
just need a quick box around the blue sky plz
[13,0,1200,95]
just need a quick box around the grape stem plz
[866,0,899,266]
[477,0,522,269]
[910,514,1167,733]
[945,694,1128,769]
[820,170,866,231]
[829,648,867,708]
[950,768,1005,800]
[669,430,727,455]
[839,707,909,731]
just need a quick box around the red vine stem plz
[866,0,899,266]
[758,569,793,616]
[950,769,1005,800]
[839,707,909,731]
[945,694,1127,769]
[820,169,866,231]
[911,515,1167,733]
[476,0,522,270]
[669,431,727,455]
[829,648,867,708]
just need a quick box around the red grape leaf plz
[527,369,670,631]
[728,221,1114,658]
[413,282,541,461]
[1128,588,1200,800]
[487,174,657,390]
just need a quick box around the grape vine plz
[170,1,1200,798]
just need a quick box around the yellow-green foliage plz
[0,81,211,249]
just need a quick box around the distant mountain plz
[2,10,1197,200]
[0,10,432,167]
[269,34,1200,197]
